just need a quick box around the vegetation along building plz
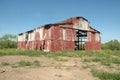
[18,17,101,52]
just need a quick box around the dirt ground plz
[0,56,100,80]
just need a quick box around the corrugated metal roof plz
[19,16,100,34]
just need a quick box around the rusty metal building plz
[18,17,101,52]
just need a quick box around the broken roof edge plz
[59,26,100,33]
[89,26,100,33]
[18,28,36,35]
[18,16,100,35]
[57,16,89,24]
[76,16,88,22]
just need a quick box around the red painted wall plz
[18,41,26,49]
[18,17,101,52]
[85,42,101,50]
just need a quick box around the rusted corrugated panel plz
[41,40,51,52]
[63,41,75,50]
[50,26,75,52]
[17,41,26,49]
[18,17,101,52]
[51,40,62,52]
[85,42,101,50]
[87,31,101,42]
[34,32,40,49]
[51,26,62,40]
[50,26,62,52]
[62,28,75,51]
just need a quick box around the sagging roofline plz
[18,16,100,35]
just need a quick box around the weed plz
[54,63,62,69]
[1,62,10,66]
[54,57,68,62]
[101,61,111,66]
[11,64,18,68]
[83,59,91,62]
[66,67,71,70]
[17,60,32,67]
[83,57,100,63]
[112,58,120,64]
[33,60,40,67]
[11,60,41,68]
[55,74,63,77]
[91,57,101,62]
[91,69,120,80]
[82,63,91,69]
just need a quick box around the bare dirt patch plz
[0,55,99,80]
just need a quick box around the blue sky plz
[0,0,120,43]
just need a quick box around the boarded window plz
[28,33,33,41]
[95,33,99,42]
[74,23,79,29]
[62,28,66,40]
[79,20,88,29]
[18,35,23,41]
[74,20,88,30]
[62,28,74,41]
[39,28,43,40]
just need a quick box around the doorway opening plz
[75,29,87,50]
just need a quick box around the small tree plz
[0,34,17,49]
[101,40,120,50]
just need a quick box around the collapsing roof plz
[18,17,101,52]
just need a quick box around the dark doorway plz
[75,30,87,50]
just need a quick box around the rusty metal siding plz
[50,26,63,51]
[43,26,52,51]
[51,26,62,40]
[85,42,101,50]
[18,33,26,49]
[63,41,75,50]
[34,32,40,49]
[51,40,62,52]
[50,25,75,52]
[18,17,101,52]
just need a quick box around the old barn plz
[18,17,101,52]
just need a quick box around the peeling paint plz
[18,17,101,52]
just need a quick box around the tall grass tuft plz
[18,60,32,67]
[91,69,120,80]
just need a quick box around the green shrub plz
[102,40,120,50]
[0,34,17,49]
